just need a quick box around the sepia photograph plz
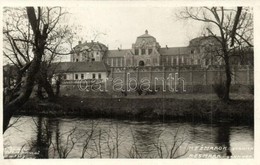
[2,4,254,159]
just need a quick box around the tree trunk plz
[56,80,61,97]
[3,7,47,133]
[3,53,43,133]
[223,57,231,102]
[38,74,55,101]
[37,83,44,100]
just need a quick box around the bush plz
[212,82,226,99]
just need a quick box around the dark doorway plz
[139,60,145,66]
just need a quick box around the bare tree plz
[178,7,253,101]
[3,7,72,133]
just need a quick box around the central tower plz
[128,30,161,66]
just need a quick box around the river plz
[3,116,254,159]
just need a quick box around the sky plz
[67,6,207,50]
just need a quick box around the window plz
[135,49,139,55]
[92,73,96,79]
[113,58,116,66]
[146,59,151,65]
[179,58,182,65]
[64,74,67,80]
[148,49,152,55]
[141,49,145,55]
[76,59,79,62]
[120,58,123,66]
[81,74,84,79]
[98,73,101,79]
[115,58,118,66]
[75,74,78,80]
[173,58,177,65]
[92,58,95,61]
[191,50,194,54]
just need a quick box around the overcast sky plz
[67,6,206,50]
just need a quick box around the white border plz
[0,1,259,165]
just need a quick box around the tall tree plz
[178,7,253,101]
[3,7,72,133]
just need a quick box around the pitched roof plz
[106,49,130,57]
[52,61,108,73]
[159,47,190,56]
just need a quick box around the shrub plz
[212,82,226,99]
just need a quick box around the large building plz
[54,30,253,87]
[70,30,223,68]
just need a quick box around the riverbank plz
[17,94,254,125]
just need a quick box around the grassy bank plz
[18,95,254,125]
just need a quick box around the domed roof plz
[135,30,157,45]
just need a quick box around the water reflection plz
[130,123,165,157]
[28,116,55,158]
[215,123,232,158]
[3,116,254,159]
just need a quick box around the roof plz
[73,41,108,52]
[159,47,190,56]
[137,33,155,39]
[52,61,108,73]
[135,30,157,45]
[189,36,221,47]
[106,49,130,57]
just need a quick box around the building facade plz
[54,30,253,87]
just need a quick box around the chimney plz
[78,41,82,45]
[118,47,121,51]
[91,40,93,43]
[145,30,148,34]
[166,45,168,49]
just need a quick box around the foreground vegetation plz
[19,94,254,125]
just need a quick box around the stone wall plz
[109,65,253,87]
